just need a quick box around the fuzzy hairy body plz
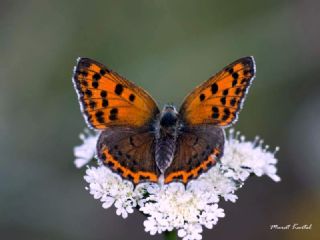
[154,108,180,173]
[153,106,224,176]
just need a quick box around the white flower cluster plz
[73,129,99,168]
[220,129,280,182]
[74,129,280,240]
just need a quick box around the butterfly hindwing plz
[97,126,160,185]
[73,58,159,129]
[179,56,256,127]
[164,125,224,184]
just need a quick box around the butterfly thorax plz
[155,105,180,173]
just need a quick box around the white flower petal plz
[73,130,99,168]
[220,129,280,182]
[83,165,137,218]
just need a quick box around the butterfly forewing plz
[73,58,159,129]
[179,56,256,127]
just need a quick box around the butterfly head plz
[159,104,179,128]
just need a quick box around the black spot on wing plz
[220,97,226,105]
[92,81,99,88]
[102,99,109,107]
[230,98,237,106]
[212,106,219,113]
[129,94,135,102]
[223,89,228,96]
[93,73,101,81]
[85,89,92,97]
[95,111,105,123]
[232,72,239,80]
[212,113,219,119]
[211,83,218,94]
[232,79,237,87]
[115,84,124,95]
[100,90,107,98]
[89,100,96,109]
[109,108,118,121]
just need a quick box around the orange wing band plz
[164,148,220,184]
[101,147,158,185]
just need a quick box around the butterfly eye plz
[160,112,178,127]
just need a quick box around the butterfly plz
[72,56,256,185]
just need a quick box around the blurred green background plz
[1,0,319,239]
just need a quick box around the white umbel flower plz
[73,129,99,168]
[74,128,280,240]
[221,129,280,182]
[84,166,136,219]
[191,166,238,202]
[139,182,225,236]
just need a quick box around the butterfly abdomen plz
[155,105,179,173]
[155,131,176,173]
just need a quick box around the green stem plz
[164,230,177,240]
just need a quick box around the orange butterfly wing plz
[72,58,159,129]
[179,56,256,127]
